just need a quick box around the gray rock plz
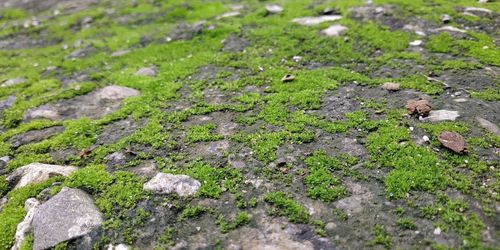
[335,181,373,214]
[9,126,64,148]
[129,161,157,178]
[265,4,283,14]
[32,188,104,250]
[0,156,9,175]
[135,67,157,77]
[106,244,130,250]
[476,117,500,136]
[421,110,459,122]
[104,152,127,166]
[144,173,200,197]
[7,163,78,189]
[25,85,140,121]
[0,95,16,111]
[321,24,348,37]
[440,14,451,23]
[222,34,250,52]
[292,15,342,26]
[12,198,40,250]
[110,50,130,57]
[1,78,26,87]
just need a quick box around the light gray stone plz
[421,110,459,122]
[292,15,342,26]
[7,163,78,189]
[32,188,104,250]
[476,117,500,136]
[265,4,283,14]
[135,67,157,77]
[95,85,140,101]
[1,78,26,87]
[144,173,200,197]
[321,24,348,37]
[12,198,40,250]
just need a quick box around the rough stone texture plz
[222,34,250,52]
[321,24,348,37]
[12,198,40,250]
[292,15,342,26]
[0,95,16,111]
[265,4,283,14]
[0,156,9,175]
[9,126,64,148]
[1,78,26,87]
[476,117,500,136]
[382,82,400,91]
[32,188,104,250]
[24,85,140,121]
[438,131,467,154]
[143,173,201,197]
[335,181,373,214]
[135,67,157,77]
[423,110,460,122]
[6,163,78,189]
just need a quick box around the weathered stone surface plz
[111,50,130,57]
[222,34,250,52]
[265,4,283,14]
[438,131,467,154]
[423,110,459,122]
[135,67,157,77]
[321,24,348,37]
[144,173,200,197]
[0,95,16,111]
[0,156,9,175]
[32,188,104,250]
[292,15,342,26]
[382,82,400,91]
[9,126,64,148]
[12,198,40,250]
[1,78,26,87]
[476,117,500,136]
[25,85,140,121]
[6,163,78,189]
[335,181,373,214]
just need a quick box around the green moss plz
[304,151,347,202]
[396,218,417,230]
[369,224,392,248]
[158,227,175,247]
[471,87,500,101]
[179,205,209,221]
[426,33,457,54]
[264,191,310,224]
[216,212,251,233]
[187,123,224,143]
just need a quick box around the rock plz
[110,50,130,57]
[325,222,337,230]
[0,95,16,111]
[143,173,201,197]
[440,14,451,23]
[12,198,40,250]
[222,34,250,52]
[1,78,26,87]
[6,163,78,189]
[335,181,373,214]
[281,74,295,82]
[82,16,93,25]
[434,26,466,33]
[453,98,468,103]
[32,188,104,250]
[107,244,130,250]
[129,161,157,178]
[217,11,240,19]
[422,110,459,122]
[322,7,341,15]
[265,4,283,14]
[135,67,157,77]
[406,99,431,116]
[476,117,500,136]
[104,152,127,166]
[25,85,140,121]
[321,24,348,37]
[409,40,422,46]
[9,126,64,148]
[438,131,467,154]
[382,82,400,91]
[434,227,442,235]
[292,15,342,26]
[95,85,140,100]
[464,7,492,14]
[0,156,9,174]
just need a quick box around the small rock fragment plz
[476,117,500,136]
[464,6,492,14]
[1,78,26,87]
[32,188,104,250]
[111,50,130,57]
[423,110,459,122]
[217,11,240,19]
[265,4,283,14]
[281,74,295,82]
[95,85,140,100]
[321,24,348,37]
[135,67,157,77]
[322,7,341,15]
[434,227,442,235]
[12,198,40,250]
[409,40,422,46]
[382,82,400,91]
[406,99,431,116]
[440,14,451,23]
[434,26,466,33]
[292,15,342,26]
[7,163,78,189]
[438,131,467,154]
[144,173,201,197]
